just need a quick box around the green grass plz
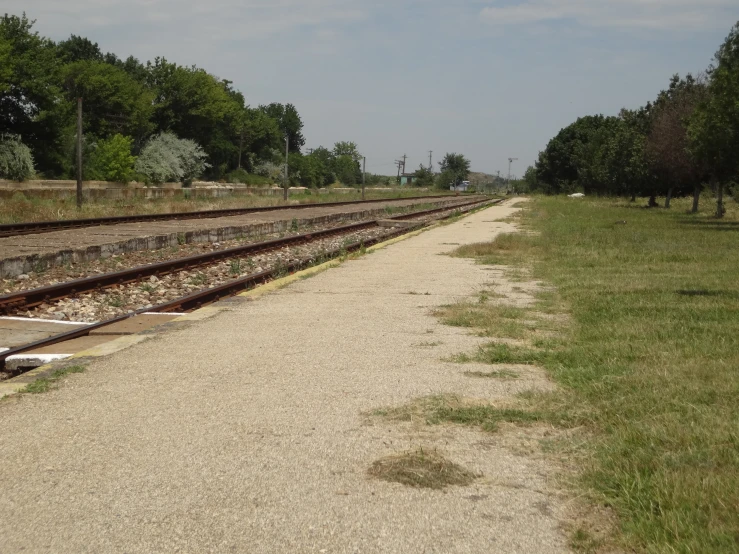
[22,365,86,394]
[453,195,739,552]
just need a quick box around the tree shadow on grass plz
[678,219,739,231]
[677,289,739,300]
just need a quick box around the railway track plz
[0,198,498,373]
[0,194,458,238]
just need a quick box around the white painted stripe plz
[0,316,90,326]
[6,354,73,362]
[0,347,8,353]
[141,312,187,316]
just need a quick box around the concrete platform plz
[0,316,88,349]
[0,200,570,553]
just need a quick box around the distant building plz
[400,173,416,186]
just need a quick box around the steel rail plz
[0,198,488,315]
[0,198,497,370]
[0,194,471,238]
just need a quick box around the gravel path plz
[0,199,569,553]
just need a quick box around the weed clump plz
[368,448,479,489]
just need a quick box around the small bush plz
[135,132,210,185]
[87,134,136,183]
[0,134,35,181]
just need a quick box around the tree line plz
[525,21,739,217]
[0,14,368,188]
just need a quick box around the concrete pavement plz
[0,199,570,553]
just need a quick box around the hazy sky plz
[9,1,739,176]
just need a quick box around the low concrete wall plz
[0,180,420,201]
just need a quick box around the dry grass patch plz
[464,369,520,379]
[368,448,479,489]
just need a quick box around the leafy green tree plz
[87,134,136,183]
[688,23,739,217]
[413,164,435,187]
[332,142,362,185]
[310,146,336,186]
[438,153,471,188]
[0,14,67,176]
[57,34,103,63]
[0,134,35,180]
[237,107,282,168]
[135,132,210,185]
[523,165,539,192]
[259,103,305,152]
[62,60,154,143]
[536,115,618,194]
[145,58,244,178]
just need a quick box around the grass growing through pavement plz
[22,365,86,394]
[368,448,479,489]
[453,196,739,552]
[373,394,555,433]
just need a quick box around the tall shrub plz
[88,134,136,183]
[0,134,35,181]
[135,132,210,185]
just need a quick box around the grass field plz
[453,195,738,552]
[0,188,453,224]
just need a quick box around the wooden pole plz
[283,136,289,201]
[362,156,366,200]
[76,98,83,209]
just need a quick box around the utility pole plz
[428,151,433,171]
[76,98,83,209]
[284,136,289,201]
[402,154,407,174]
[237,127,244,170]
[507,158,518,191]
[362,156,366,200]
[395,160,403,183]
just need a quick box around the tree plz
[259,103,305,152]
[523,166,539,192]
[145,58,244,178]
[438,153,471,188]
[536,115,619,194]
[646,75,708,209]
[332,142,362,185]
[0,14,68,176]
[413,164,435,188]
[57,34,103,63]
[0,134,35,181]
[61,60,154,143]
[134,132,210,185]
[87,134,136,183]
[688,23,739,218]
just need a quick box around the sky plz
[8,1,739,176]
